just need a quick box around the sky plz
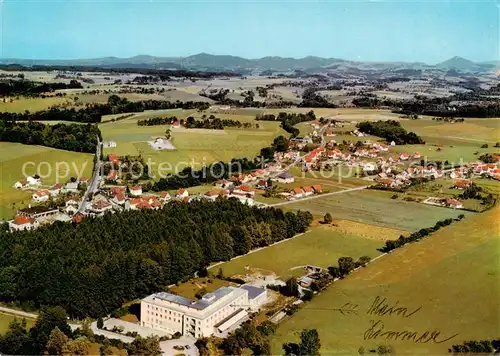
[0,0,498,64]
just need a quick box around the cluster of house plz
[8,206,65,232]
[471,163,500,180]
[423,197,464,209]
[30,178,88,203]
[279,185,323,200]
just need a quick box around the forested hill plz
[0,199,312,318]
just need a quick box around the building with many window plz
[140,286,266,338]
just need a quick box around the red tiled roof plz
[14,215,34,225]
[239,185,252,192]
[131,185,141,191]
[302,186,313,193]
[205,190,219,197]
[176,189,187,195]
[312,185,322,192]
[292,188,304,194]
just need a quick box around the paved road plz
[267,185,368,207]
[77,136,102,214]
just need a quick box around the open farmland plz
[282,189,475,231]
[0,142,93,220]
[100,110,286,176]
[271,207,500,355]
[0,96,67,113]
[211,225,384,279]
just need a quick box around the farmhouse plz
[302,186,314,196]
[160,192,172,202]
[91,200,113,214]
[204,190,220,201]
[233,185,255,197]
[26,175,42,186]
[17,206,59,219]
[274,172,295,184]
[62,182,79,194]
[291,188,305,198]
[140,286,266,338]
[130,185,143,197]
[312,185,323,193]
[446,198,464,209]
[14,180,28,189]
[49,184,62,197]
[32,190,50,203]
[176,189,189,199]
[454,180,472,189]
[9,215,39,232]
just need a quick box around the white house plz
[274,172,295,184]
[160,192,171,202]
[48,184,62,197]
[130,185,143,197]
[63,182,79,194]
[302,186,314,197]
[27,176,42,186]
[175,189,189,199]
[9,215,39,232]
[291,187,304,198]
[204,190,220,201]
[14,180,28,189]
[32,190,50,203]
[140,286,266,338]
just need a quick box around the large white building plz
[141,286,266,338]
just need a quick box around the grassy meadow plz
[211,225,385,279]
[271,207,500,355]
[100,110,286,176]
[0,142,93,220]
[282,189,475,232]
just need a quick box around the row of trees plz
[0,120,101,153]
[0,79,82,97]
[357,120,425,145]
[137,116,174,126]
[256,110,317,137]
[183,116,253,130]
[379,216,463,252]
[0,199,312,317]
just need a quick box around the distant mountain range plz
[0,53,496,73]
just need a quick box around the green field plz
[0,313,35,335]
[100,110,286,176]
[271,207,500,355]
[0,97,68,113]
[282,189,475,231]
[0,142,93,220]
[211,225,384,279]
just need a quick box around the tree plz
[283,277,300,297]
[283,329,321,356]
[165,128,171,139]
[30,306,72,354]
[0,318,30,355]
[217,267,224,279]
[323,212,333,224]
[338,257,355,277]
[357,256,371,267]
[45,327,70,355]
[97,317,104,329]
[299,329,321,356]
[126,336,161,356]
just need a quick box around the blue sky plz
[0,0,498,63]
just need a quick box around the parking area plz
[159,336,198,356]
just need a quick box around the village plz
[6,118,500,233]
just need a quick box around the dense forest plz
[0,200,312,318]
[352,94,500,118]
[357,120,424,145]
[0,95,211,123]
[0,79,82,97]
[256,110,317,137]
[0,120,101,153]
